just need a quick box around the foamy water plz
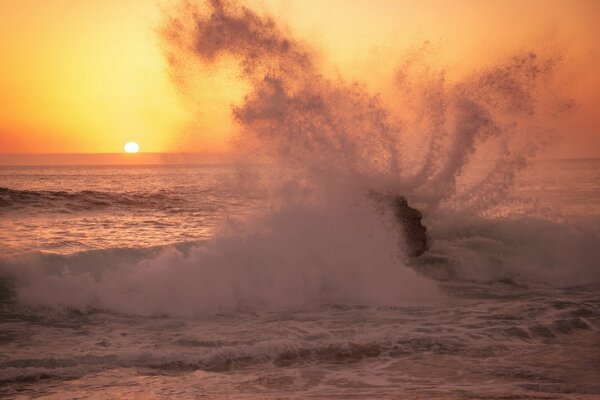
[0,160,599,399]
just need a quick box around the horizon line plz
[1,152,599,159]
[0,152,238,166]
[0,152,598,168]
[0,151,228,155]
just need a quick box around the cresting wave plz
[1,210,598,316]
[0,187,188,213]
[1,0,598,316]
[1,198,439,315]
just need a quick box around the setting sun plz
[124,141,139,153]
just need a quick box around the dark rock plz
[369,192,429,257]
[390,195,428,257]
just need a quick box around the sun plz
[124,141,140,153]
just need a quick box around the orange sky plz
[0,0,598,157]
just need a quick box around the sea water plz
[0,160,598,399]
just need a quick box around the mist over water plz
[164,0,569,207]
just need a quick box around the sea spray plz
[10,195,437,316]
[159,0,592,286]
[2,0,596,317]
[163,0,570,212]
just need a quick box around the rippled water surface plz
[0,165,263,255]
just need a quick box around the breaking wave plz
[1,209,598,316]
[1,0,597,316]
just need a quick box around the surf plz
[0,0,597,317]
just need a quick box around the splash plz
[156,0,597,289]
[2,0,593,317]
[163,0,569,212]
[6,197,437,316]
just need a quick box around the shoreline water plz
[0,160,598,398]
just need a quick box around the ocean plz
[0,159,598,399]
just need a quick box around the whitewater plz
[1,0,600,397]
[1,160,598,398]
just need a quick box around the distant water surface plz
[0,164,264,255]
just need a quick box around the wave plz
[1,210,598,316]
[419,212,600,286]
[0,187,188,213]
[1,1,592,316]
[0,198,439,316]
